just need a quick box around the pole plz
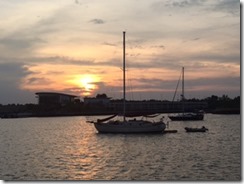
[182,67,185,114]
[123,31,126,122]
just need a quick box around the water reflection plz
[0,114,241,180]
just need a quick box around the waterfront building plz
[35,92,77,106]
[109,100,207,114]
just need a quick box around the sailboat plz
[91,32,166,133]
[168,67,204,121]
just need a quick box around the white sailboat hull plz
[94,120,166,133]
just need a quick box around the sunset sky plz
[0,0,240,104]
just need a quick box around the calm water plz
[0,114,241,181]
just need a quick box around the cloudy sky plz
[0,0,240,104]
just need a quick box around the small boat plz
[90,32,166,134]
[164,129,178,133]
[185,126,208,132]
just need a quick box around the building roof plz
[84,97,111,99]
[35,92,77,98]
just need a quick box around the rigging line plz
[172,72,182,102]
[127,70,135,101]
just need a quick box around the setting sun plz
[80,75,95,90]
[70,74,100,96]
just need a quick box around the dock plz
[164,130,178,133]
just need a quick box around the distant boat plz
[168,67,204,121]
[185,126,208,132]
[90,32,166,133]
[169,112,204,121]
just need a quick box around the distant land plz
[0,94,240,118]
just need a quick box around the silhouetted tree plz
[96,94,108,98]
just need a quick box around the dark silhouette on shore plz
[0,94,240,118]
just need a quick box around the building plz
[83,93,207,113]
[35,92,78,106]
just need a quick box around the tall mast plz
[182,67,185,113]
[123,31,126,122]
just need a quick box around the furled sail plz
[143,114,160,118]
[97,114,117,123]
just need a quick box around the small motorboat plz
[185,126,208,132]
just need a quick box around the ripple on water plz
[0,115,241,180]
